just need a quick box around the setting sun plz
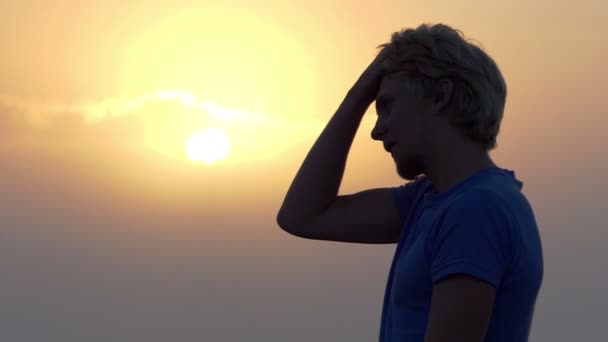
[186,128,231,164]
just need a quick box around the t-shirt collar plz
[421,166,522,206]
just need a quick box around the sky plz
[1,0,607,340]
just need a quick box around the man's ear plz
[432,78,454,113]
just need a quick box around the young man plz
[277,23,543,342]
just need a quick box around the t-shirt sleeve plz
[391,176,424,224]
[430,190,512,288]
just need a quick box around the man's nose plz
[371,120,386,141]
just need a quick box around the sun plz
[186,128,231,164]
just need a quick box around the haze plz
[1,0,607,341]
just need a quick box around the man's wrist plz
[345,87,373,112]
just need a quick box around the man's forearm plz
[277,90,371,225]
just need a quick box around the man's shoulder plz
[446,188,512,220]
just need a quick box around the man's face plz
[371,74,434,180]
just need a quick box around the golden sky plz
[1,1,607,340]
[2,1,606,193]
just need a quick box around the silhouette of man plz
[277,23,543,341]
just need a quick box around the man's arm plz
[276,88,370,225]
[277,47,398,243]
[424,274,497,342]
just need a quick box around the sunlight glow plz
[87,5,324,165]
[186,128,231,164]
[120,6,319,120]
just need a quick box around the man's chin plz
[397,167,418,181]
[396,159,423,181]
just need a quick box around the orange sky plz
[1,1,607,340]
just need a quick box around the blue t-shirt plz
[379,167,544,342]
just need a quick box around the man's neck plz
[425,145,496,194]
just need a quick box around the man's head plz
[370,23,507,180]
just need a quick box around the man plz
[276,23,543,342]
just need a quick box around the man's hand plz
[349,45,394,108]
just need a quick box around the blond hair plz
[378,23,507,151]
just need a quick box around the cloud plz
[0,90,324,167]
[0,90,296,126]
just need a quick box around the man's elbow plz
[276,211,297,234]
[276,211,310,238]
